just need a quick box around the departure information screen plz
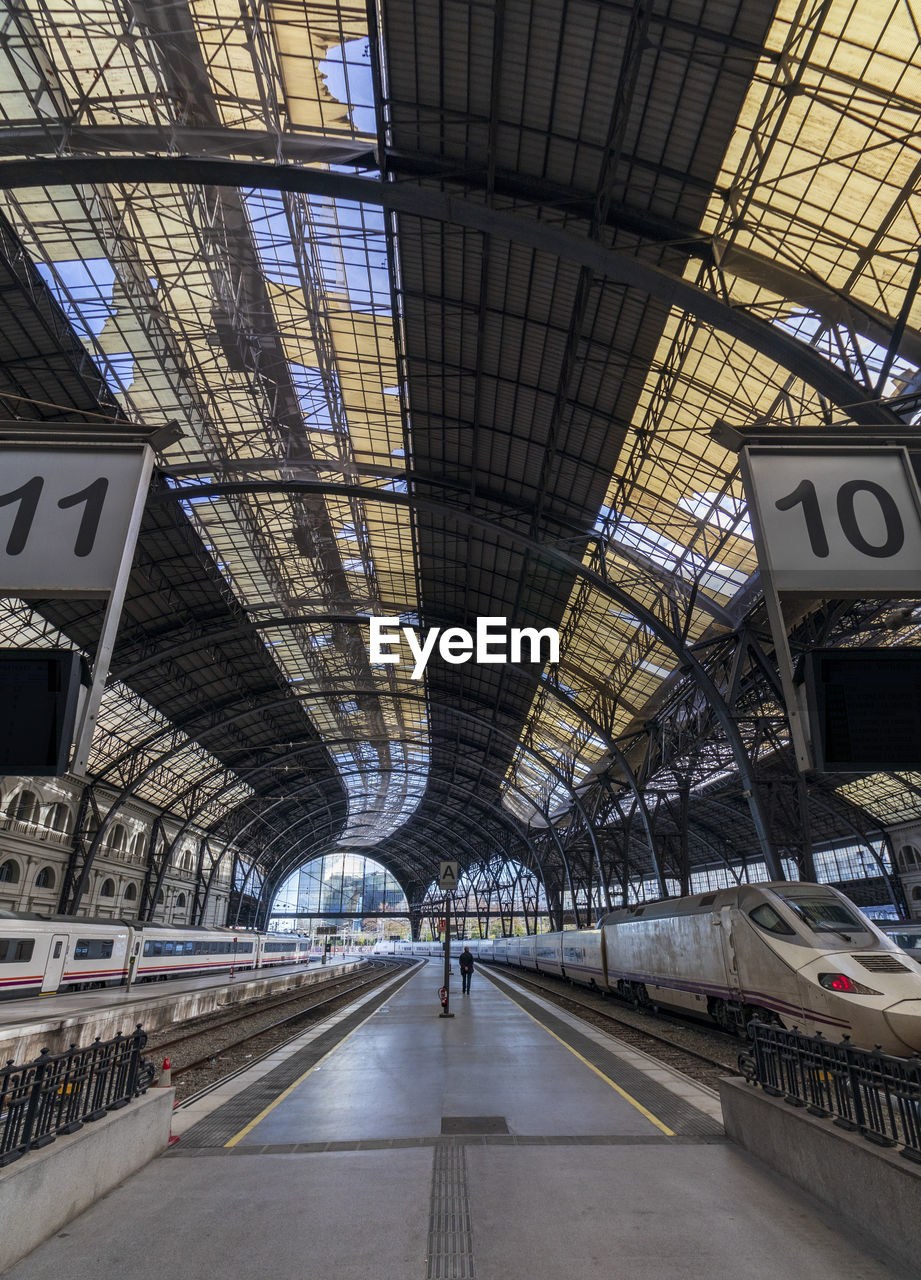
[803,648,921,772]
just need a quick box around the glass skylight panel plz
[34,258,116,339]
[773,309,919,401]
[676,493,753,541]
[318,39,376,135]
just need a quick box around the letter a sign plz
[438,861,459,891]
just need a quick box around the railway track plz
[149,959,409,1092]
[485,964,740,1087]
[148,961,390,1056]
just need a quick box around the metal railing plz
[739,1021,921,1164]
[0,1026,155,1167]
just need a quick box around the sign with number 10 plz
[741,447,921,594]
[0,446,152,596]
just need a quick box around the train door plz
[41,934,69,993]
[717,907,742,998]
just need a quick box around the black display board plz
[803,647,921,772]
[0,649,84,775]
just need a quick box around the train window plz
[0,938,34,963]
[779,895,868,936]
[887,930,921,950]
[164,942,174,956]
[749,905,796,936]
[74,939,114,960]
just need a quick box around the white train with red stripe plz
[590,882,921,1056]
[0,911,312,998]
[376,883,921,1056]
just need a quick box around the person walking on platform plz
[459,946,474,994]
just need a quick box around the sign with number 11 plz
[0,446,152,596]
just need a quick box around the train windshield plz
[777,894,870,940]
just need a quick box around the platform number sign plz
[438,861,459,891]
[741,448,921,594]
[0,447,152,596]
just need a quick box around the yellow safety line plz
[224,998,392,1147]
[498,982,675,1137]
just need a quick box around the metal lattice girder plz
[2,0,921,922]
[0,158,905,425]
[156,477,785,877]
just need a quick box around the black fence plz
[0,1026,155,1167]
[739,1022,921,1164]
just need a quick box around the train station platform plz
[0,956,361,1062]
[1,961,909,1280]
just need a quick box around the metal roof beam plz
[156,477,783,878]
[0,155,903,424]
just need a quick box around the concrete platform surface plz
[0,957,362,1062]
[1,962,910,1280]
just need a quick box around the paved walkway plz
[2,962,908,1279]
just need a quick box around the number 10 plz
[775,477,905,559]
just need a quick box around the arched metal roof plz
[0,0,919,917]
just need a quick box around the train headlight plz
[818,972,881,995]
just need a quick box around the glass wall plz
[270,855,408,936]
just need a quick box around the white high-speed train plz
[375,883,921,1056]
[0,910,313,998]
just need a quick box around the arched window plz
[176,893,186,908]
[107,824,129,857]
[131,832,146,861]
[0,860,20,883]
[35,866,55,889]
[99,878,115,898]
[124,883,138,902]
[46,803,73,835]
[10,790,40,824]
[903,845,921,869]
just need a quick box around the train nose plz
[883,1000,921,1054]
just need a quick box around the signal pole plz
[437,861,458,1019]
[439,896,453,1018]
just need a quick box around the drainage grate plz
[441,1116,509,1135]
[426,1143,476,1279]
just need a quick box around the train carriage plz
[133,925,259,982]
[491,937,509,964]
[559,929,604,986]
[598,883,921,1053]
[534,933,563,977]
[518,935,537,971]
[0,912,314,998]
[258,934,311,967]
[0,913,130,998]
